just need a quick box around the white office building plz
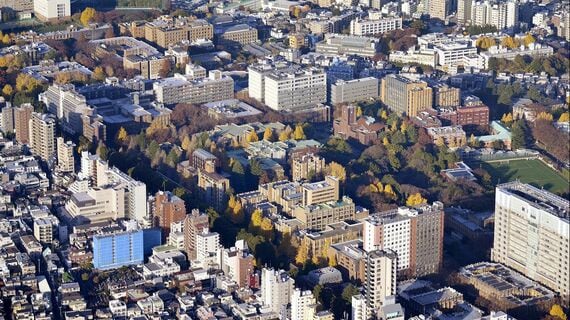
[350,16,403,36]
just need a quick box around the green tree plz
[96,142,108,160]
[341,284,360,303]
[510,120,528,150]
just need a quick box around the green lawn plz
[475,159,569,194]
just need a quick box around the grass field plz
[475,159,569,194]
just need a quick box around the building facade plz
[93,230,144,270]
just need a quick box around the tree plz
[93,66,106,81]
[501,113,513,125]
[341,284,360,304]
[293,124,305,140]
[501,36,519,49]
[96,142,108,160]
[523,33,535,47]
[263,127,274,141]
[380,109,388,120]
[1,34,10,45]
[406,193,427,206]
[231,200,244,224]
[260,217,273,239]
[116,127,128,144]
[246,130,259,143]
[250,209,263,230]
[536,111,553,121]
[510,120,527,150]
[476,36,496,50]
[559,112,569,122]
[181,136,192,151]
[550,305,567,320]
[80,8,96,26]
[15,73,41,93]
[295,240,309,265]
[2,84,12,97]
[384,184,397,199]
[326,162,346,181]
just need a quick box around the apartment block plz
[29,113,56,161]
[427,0,449,20]
[123,54,173,80]
[56,137,75,173]
[183,209,209,260]
[154,191,186,238]
[363,202,444,277]
[197,170,230,212]
[350,17,402,36]
[154,71,234,105]
[263,67,327,112]
[291,153,325,182]
[93,230,144,270]
[330,77,379,105]
[39,83,91,134]
[380,75,433,117]
[14,104,33,144]
[261,268,295,316]
[470,0,518,30]
[1,106,14,133]
[492,182,569,303]
[365,249,397,318]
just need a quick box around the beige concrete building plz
[380,75,432,116]
[33,0,70,22]
[154,70,234,105]
[56,137,75,173]
[0,0,33,18]
[427,0,448,20]
[302,176,339,206]
[263,67,327,112]
[291,153,325,182]
[492,182,570,303]
[330,77,379,105]
[365,250,397,318]
[350,17,403,36]
[124,54,173,80]
[29,112,56,161]
[434,85,461,108]
[426,125,467,147]
[293,196,356,231]
[216,24,258,46]
[144,17,213,48]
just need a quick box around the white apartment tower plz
[291,289,316,320]
[365,249,397,319]
[263,67,327,112]
[196,228,221,267]
[492,182,570,303]
[261,268,295,317]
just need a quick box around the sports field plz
[475,159,569,194]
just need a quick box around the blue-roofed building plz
[93,230,144,270]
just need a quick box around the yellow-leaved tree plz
[326,161,346,181]
[263,127,273,141]
[2,84,13,98]
[295,240,309,265]
[406,193,427,206]
[80,8,97,27]
[558,112,569,123]
[293,124,306,140]
[384,184,397,199]
[536,111,553,122]
[246,130,259,143]
[116,127,128,144]
[549,304,567,320]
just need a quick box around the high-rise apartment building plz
[56,137,75,173]
[365,249,397,318]
[184,209,209,260]
[153,71,234,105]
[154,191,186,237]
[14,103,33,144]
[93,230,144,270]
[1,106,14,133]
[197,170,230,212]
[29,112,56,161]
[471,0,518,30]
[33,216,59,244]
[492,182,569,303]
[291,289,316,320]
[380,75,433,117]
[434,85,461,108]
[220,240,254,287]
[291,153,325,182]
[196,228,220,267]
[39,83,91,135]
[261,268,295,317]
[426,0,448,20]
[363,202,444,277]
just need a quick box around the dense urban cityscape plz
[0,0,568,318]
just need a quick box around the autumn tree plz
[522,33,535,47]
[295,240,309,265]
[476,36,496,50]
[92,66,106,81]
[260,217,274,239]
[1,34,11,45]
[116,127,128,144]
[550,305,567,320]
[293,124,306,140]
[559,112,569,122]
[500,113,513,126]
[80,8,96,27]
[326,162,346,181]
[406,193,427,206]
[15,73,41,93]
[536,111,553,121]
[263,127,274,141]
[384,184,397,199]
[250,209,263,231]
[501,36,519,49]
[2,84,13,97]
[246,130,259,143]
